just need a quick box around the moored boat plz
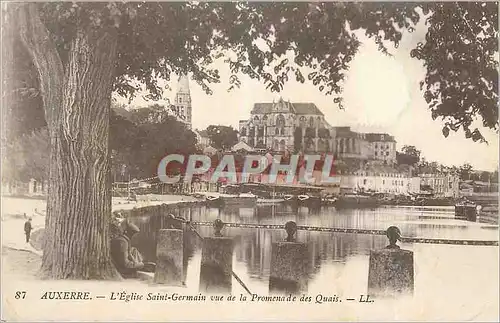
[220,193,257,207]
[296,194,322,206]
[334,193,378,209]
[257,198,285,204]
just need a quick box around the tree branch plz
[17,3,64,128]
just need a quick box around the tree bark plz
[18,3,121,279]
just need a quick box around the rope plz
[189,221,499,246]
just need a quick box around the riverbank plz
[1,194,204,255]
[2,197,499,321]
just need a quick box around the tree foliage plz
[412,2,498,142]
[5,2,497,143]
[3,128,49,182]
[459,163,474,181]
[397,145,421,165]
[110,110,197,180]
[206,125,238,150]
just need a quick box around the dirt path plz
[2,247,42,280]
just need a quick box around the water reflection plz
[128,204,498,292]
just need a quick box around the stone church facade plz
[238,98,336,153]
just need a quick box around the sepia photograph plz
[1,1,499,321]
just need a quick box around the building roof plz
[354,164,412,176]
[365,133,396,142]
[251,101,324,116]
[232,141,254,152]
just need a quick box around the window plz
[375,151,378,156]
[386,151,389,156]
[375,144,378,149]
[276,114,285,127]
[363,179,367,185]
[309,117,314,128]
[382,180,385,185]
[280,128,285,135]
[275,128,279,135]
[240,127,247,136]
[179,97,182,103]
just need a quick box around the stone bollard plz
[368,226,414,297]
[199,220,234,293]
[269,221,309,294]
[154,229,184,286]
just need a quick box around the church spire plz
[177,74,190,94]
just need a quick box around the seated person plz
[111,221,155,278]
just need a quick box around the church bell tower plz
[174,75,192,129]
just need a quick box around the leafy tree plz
[1,25,46,142]
[3,2,497,279]
[412,3,498,142]
[397,145,421,165]
[131,116,198,179]
[480,171,491,183]
[459,163,474,181]
[491,170,498,183]
[3,128,49,182]
[129,104,171,125]
[401,145,421,159]
[206,125,238,150]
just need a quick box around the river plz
[128,204,499,320]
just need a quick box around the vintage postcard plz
[1,1,498,321]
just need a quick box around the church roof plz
[251,101,324,116]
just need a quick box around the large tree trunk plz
[18,3,121,279]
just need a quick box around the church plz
[169,75,192,129]
[238,98,336,153]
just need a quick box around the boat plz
[294,194,322,207]
[219,193,258,207]
[334,193,378,209]
[257,198,285,205]
[322,196,338,206]
[205,195,222,207]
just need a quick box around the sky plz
[116,17,499,172]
